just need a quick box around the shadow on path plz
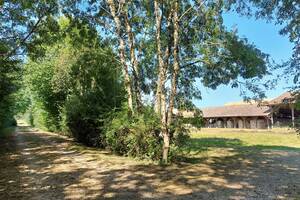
[0,125,299,199]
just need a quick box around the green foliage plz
[0,0,60,59]
[228,0,299,90]
[82,0,270,107]
[1,0,61,130]
[62,47,124,146]
[64,95,105,146]
[0,126,16,138]
[23,18,124,146]
[175,109,204,129]
[0,56,21,129]
[105,106,190,161]
[168,119,192,161]
[24,45,71,131]
[0,95,17,129]
[105,106,163,160]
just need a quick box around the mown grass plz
[182,128,300,162]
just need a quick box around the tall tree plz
[106,0,135,114]
[62,0,270,162]
[151,0,269,162]
[24,17,124,143]
[0,0,61,128]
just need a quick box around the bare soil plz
[0,125,300,200]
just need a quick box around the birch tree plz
[68,0,270,162]
[106,0,135,114]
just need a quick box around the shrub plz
[0,98,17,129]
[64,94,108,147]
[105,107,162,160]
[22,101,60,132]
[62,47,124,146]
[105,106,190,161]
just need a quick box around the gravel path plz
[0,125,300,200]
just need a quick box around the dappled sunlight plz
[0,126,300,199]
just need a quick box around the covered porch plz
[204,116,271,129]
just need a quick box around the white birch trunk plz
[107,0,134,114]
[125,16,142,110]
[167,1,180,126]
[154,0,174,163]
[154,0,165,115]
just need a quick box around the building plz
[202,92,298,129]
[202,103,271,129]
[200,92,298,129]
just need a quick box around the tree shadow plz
[184,137,244,152]
[184,136,300,153]
[0,125,89,199]
[89,142,300,199]
[87,137,300,199]
[88,150,300,199]
[1,126,300,199]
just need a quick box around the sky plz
[194,11,294,108]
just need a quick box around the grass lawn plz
[183,128,300,161]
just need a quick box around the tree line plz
[0,0,298,162]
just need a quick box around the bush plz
[168,117,191,161]
[0,96,17,129]
[23,27,124,140]
[105,107,190,161]
[62,48,124,146]
[64,94,107,147]
[105,107,162,160]
[22,101,60,132]
[0,117,17,128]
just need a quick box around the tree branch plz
[1,5,55,59]
[178,0,205,21]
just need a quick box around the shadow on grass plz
[184,137,300,153]
[185,137,244,151]
[179,137,300,165]
[0,125,300,199]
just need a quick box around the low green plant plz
[105,106,190,161]
[105,106,162,160]
[63,94,108,147]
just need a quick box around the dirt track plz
[1,125,300,200]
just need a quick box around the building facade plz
[202,92,300,129]
[201,92,298,129]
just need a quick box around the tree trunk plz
[154,0,165,115]
[167,1,180,126]
[162,125,170,163]
[107,0,134,114]
[125,16,143,111]
[154,0,175,163]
